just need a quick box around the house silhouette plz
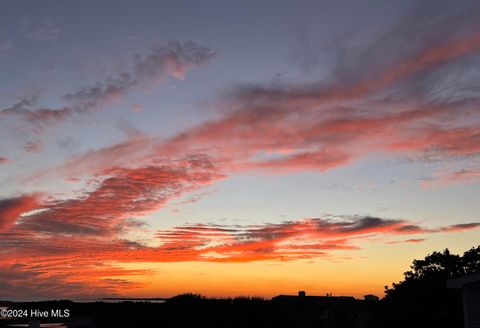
[448,272,480,328]
[271,291,377,328]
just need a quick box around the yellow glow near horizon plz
[111,231,480,299]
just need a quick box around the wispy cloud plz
[23,141,42,153]
[1,41,216,129]
[386,238,426,244]
[437,222,480,232]
[150,217,480,262]
[422,167,480,188]
[14,3,480,179]
[0,96,73,131]
[142,3,480,173]
[19,17,62,41]
[0,37,13,51]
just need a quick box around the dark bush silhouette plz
[166,293,206,303]
[381,246,480,328]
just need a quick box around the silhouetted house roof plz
[271,295,355,303]
[447,272,480,289]
[448,272,480,328]
[363,294,379,301]
[271,293,376,328]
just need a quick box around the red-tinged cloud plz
[27,135,155,183]
[444,169,480,184]
[20,155,222,236]
[0,194,40,232]
[387,238,426,244]
[280,32,480,102]
[0,261,149,299]
[0,156,222,297]
[1,213,478,297]
[147,30,480,172]
[367,33,480,93]
[152,97,478,175]
[0,156,9,164]
[138,217,479,263]
[437,223,480,232]
[23,27,480,181]
[139,34,480,173]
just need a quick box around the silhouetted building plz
[271,292,376,328]
[29,321,40,328]
[271,294,355,303]
[363,294,379,301]
[448,272,480,328]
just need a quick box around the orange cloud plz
[1,209,478,298]
[146,218,479,263]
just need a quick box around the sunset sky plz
[1,0,480,300]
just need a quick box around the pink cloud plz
[130,104,144,112]
[387,238,426,244]
[0,37,12,51]
[23,141,42,153]
[422,167,480,188]
[22,30,480,183]
[0,194,40,232]
[437,223,480,232]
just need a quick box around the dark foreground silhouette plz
[1,246,478,328]
[0,290,462,328]
[0,295,382,328]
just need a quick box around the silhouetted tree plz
[382,246,480,328]
[167,293,206,303]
